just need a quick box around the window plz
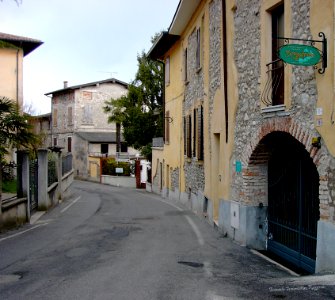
[165,111,170,144]
[82,105,93,124]
[53,109,58,127]
[53,137,57,146]
[271,4,284,105]
[196,27,201,70]
[121,143,128,153]
[186,115,192,158]
[67,137,72,153]
[184,116,187,156]
[184,48,188,82]
[197,106,204,160]
[68,107,73,125]
[193,108,197,157]
[101,143,108,154]
[165,56,170,85]
[82,91,92,100]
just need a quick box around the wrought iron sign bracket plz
[277,32,327,74]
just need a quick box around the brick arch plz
[244,117,321,166]
[240,116,330,221]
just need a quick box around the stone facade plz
[183,13,206,197]
[170,167,179,192]
[48,79,129,178]
[149,0,335,273]
[231,0,335,224]
[208,0,222,138]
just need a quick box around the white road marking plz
[156,198,183,211]
[185,215,205,246]
[155,197,205,246]
[61,196,81,213]
[0,223,48,243]
[203,261,213,277]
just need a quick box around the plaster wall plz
[0,48,23,107]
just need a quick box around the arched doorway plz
[263,132,319,273]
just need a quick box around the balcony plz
[261,59,284,107]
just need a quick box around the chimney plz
[64,81,68,88]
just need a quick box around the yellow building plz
[0,32,42,161]
[149,0,335,274]
[0,32,42,108]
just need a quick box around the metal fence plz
[29,159,38,211]
[48,159,58,187]
[62,153,73,176]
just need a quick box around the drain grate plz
[178,261,204,268]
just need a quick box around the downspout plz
[222,0,228,143]
[158,59,166,143]
[16,49,19,107]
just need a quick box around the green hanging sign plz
[279,44,321,66]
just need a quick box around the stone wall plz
[208,0,222,149]
[75,83,127,131]
[183,8,206,196]
[231,0,335,222]
[171,167,179,192]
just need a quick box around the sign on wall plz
[275,32,327,73]
[279,44,321,66]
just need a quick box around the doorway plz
[265,132,319,273]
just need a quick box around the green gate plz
[29,160,38,212]
[267,133,319,274]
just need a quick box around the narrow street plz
[0,180,334,299]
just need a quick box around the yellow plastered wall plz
[164,40,185,191]
[310,0,335,156]
[0,47,24,108]
[88,157,101,178]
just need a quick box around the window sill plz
[261,104,291,118]
[261,104,285,113]
[196,66,202,74]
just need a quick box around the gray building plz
[46,78,138,178]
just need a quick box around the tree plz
[104,47,164,159]
[0,97,37,203]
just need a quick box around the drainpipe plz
[16,49,19,107]
[222,0,228,143]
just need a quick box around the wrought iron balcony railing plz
[261,59,285,107]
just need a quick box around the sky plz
[0,0,179,115]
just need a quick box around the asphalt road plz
[0,180,334,299]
